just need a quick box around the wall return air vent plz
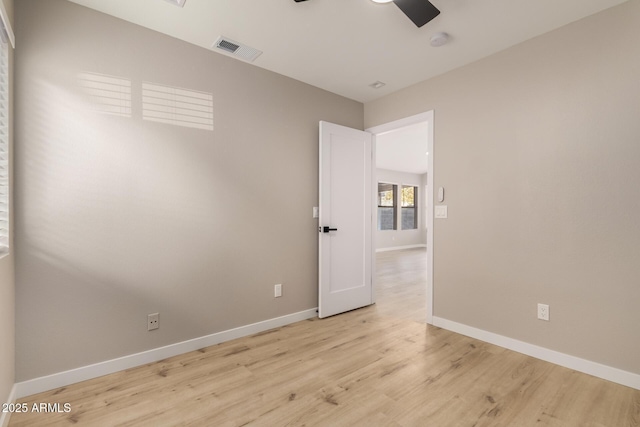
[212,36,262,62]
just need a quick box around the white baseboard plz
[432,316,640,391]
[15,308,318,399]
[376,244,426,253]
[0,384,17,427]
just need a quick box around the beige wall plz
[14,0,363,381]
[0,0,14,410]
[366,1,640,374]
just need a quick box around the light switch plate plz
[313,207,319,218]
[435,205,448,219]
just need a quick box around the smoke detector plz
[430,32,449,47]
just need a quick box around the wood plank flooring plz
[10,249,640,426]
[375,248,427,323]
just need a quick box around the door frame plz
[366,111,434,324]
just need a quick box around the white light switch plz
[313,207,319,218]
[435,205,448,219]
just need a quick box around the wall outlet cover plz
[537,303,549,321]
[148,313,159,330]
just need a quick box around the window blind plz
[0,39,8,254]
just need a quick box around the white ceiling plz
[376,122,429,174]
[67,0,627,103]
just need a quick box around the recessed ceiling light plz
[163,0,186,7]
[369,81,386,89]
[370,0,393,3]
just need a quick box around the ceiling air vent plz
[212,36,262,63]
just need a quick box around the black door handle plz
[322,226,338,233]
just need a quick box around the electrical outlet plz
[148,313,159,331]
[537,304,549,321]
[274,284,282,298]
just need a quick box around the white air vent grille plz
[217,39,240,54]
[213,36,262,62]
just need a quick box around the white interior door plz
[318,121,373,318]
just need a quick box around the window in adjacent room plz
[401,185,418,230]
[377,183,397,231]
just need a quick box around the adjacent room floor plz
[375,247,427,323]
[9,248,639,426]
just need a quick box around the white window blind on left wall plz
[0,6,12,256]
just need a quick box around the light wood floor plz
[10,249,640,426]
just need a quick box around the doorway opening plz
[366,111,434,324]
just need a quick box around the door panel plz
[319,121,373,318]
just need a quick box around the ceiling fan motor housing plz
[293,0,441,28]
